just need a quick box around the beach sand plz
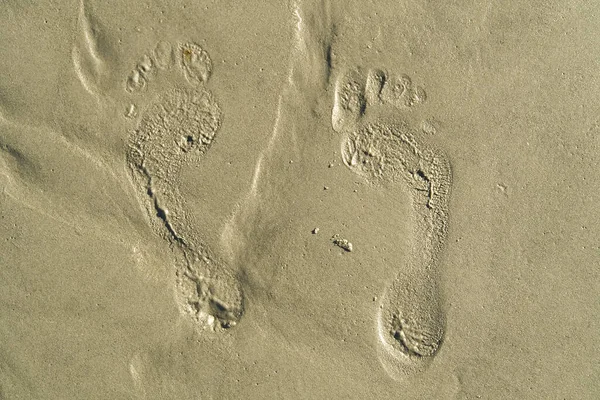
[0,0,598,398]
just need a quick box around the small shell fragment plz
[332,234,353,252]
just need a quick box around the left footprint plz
[125,41,244,330]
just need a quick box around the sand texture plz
[0,0,599,398]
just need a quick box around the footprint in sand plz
[124,40,243,330]
[332,67,451,378]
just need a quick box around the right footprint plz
[332,68,451,379]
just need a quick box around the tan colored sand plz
[0,0,598,399]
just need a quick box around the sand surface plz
[0,0,599,399]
